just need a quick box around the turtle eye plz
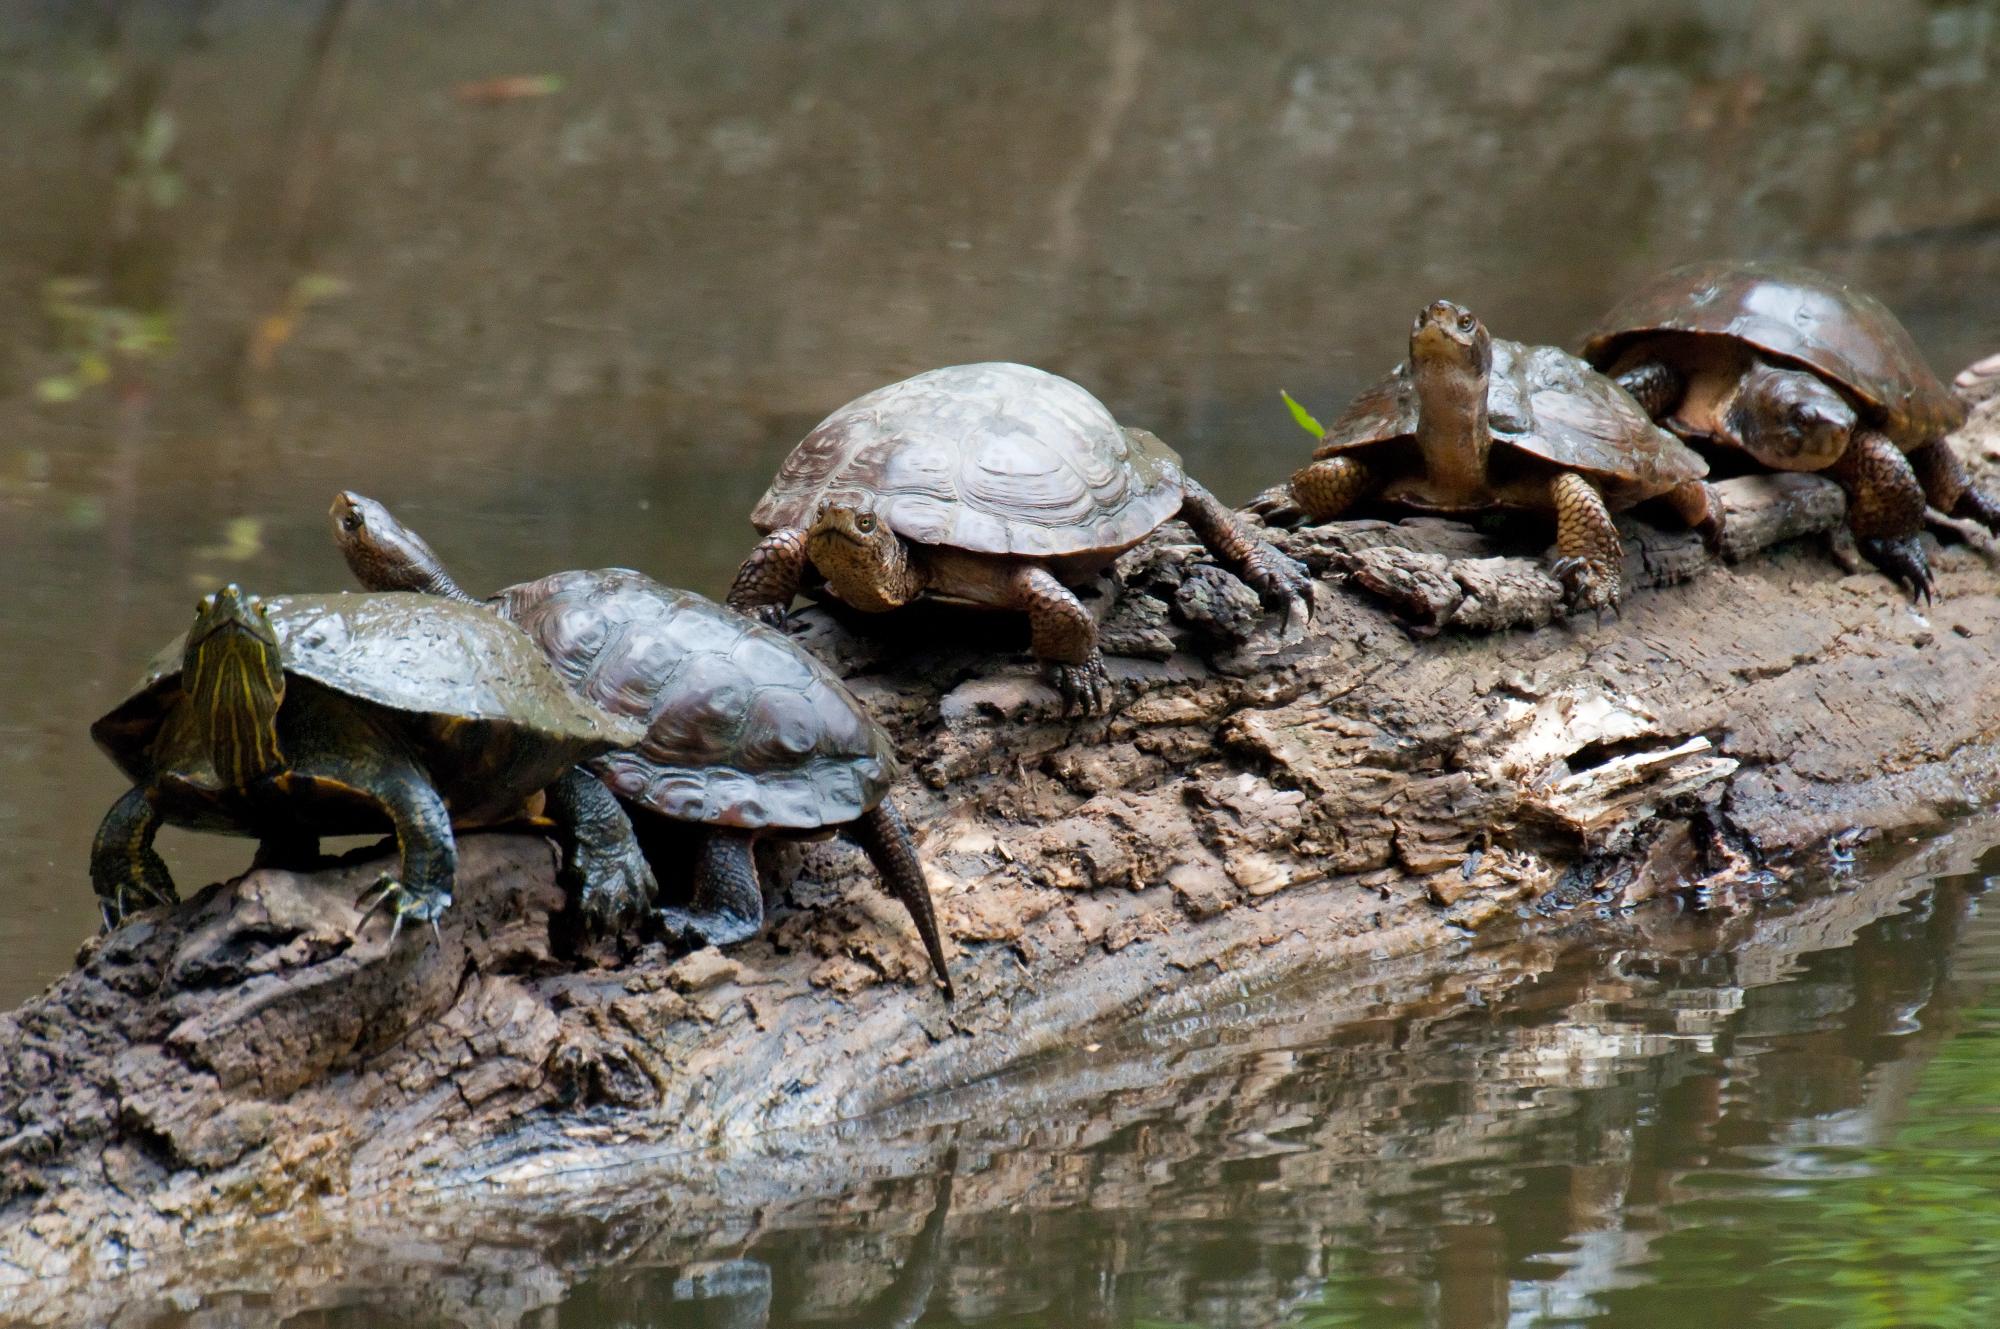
[856,513,876,534]
[1457,312,1476,332]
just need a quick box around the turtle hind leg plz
[1289,456,1375,523]
[545,767,656,934]
[1910,438,2000,533]
[850,798,954,1000]
[1176,480,1313,628]
[90,786,176,929]
[1549,472,1625,614]
[658,831,764,948]
[1008,565,1110,716]
[726,527,810,626]
[1829,429,1934,601]
[1613,360,1685,418]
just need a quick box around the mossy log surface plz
[5,401,2000,1316]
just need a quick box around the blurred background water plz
[2,3,1999,1324]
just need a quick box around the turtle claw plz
[1244,548,1315,628]
[571,839,659,935]
[1048,654,1112,717]
[355,874,450,945]
[1858,535,1935,603]
[746,602,792,632]
[1552,556,1622,618]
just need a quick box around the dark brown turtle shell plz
[1580,260,1966,447]
[749,361,1187,560]
[1312,339,1707,491]
[495,569,897,832]
[93,592,642,798]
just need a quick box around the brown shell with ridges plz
[496,569,896,832]
[93,592,644,783]
[1313,340,1708,490]
[750,362,1187,559]
[1580,260,1966,446]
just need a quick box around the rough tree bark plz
[5,401,2000,1313]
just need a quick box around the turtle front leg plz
[1549,472,1625,614]
[1612,360,1685,419]
[1909,438,2000,533]
[343,760,457,943]
[726,527,810,627]
[90,786,176,930]
[850,797,953,999]
[1009,564,1110,715]
[657,830,764,948]
[1828,429,1933,601]
[1289,455,1376,523]
[1176,479,1313,630]
[546,767,657,933]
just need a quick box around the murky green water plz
[4,2,2000,1324]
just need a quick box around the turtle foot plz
[570,837,659,935]
[657,904,761,950]
[744,602,791,632]
[1857,535,1935,604]
[96,862,178,931]
[1046,654,1112,716]
[1551,556,1623,618]
[355,875,450,945]
[1243,546,1315,630]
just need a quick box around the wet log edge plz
[4,400,2000,1296]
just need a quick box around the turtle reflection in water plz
[1583,259,1999,599]
[89,585,655,937]
[1286,300,1715,613]
[332,496,952,998]
[727,361,1312,715]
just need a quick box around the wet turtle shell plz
[1580,260,1966,448]
[750,361,1188,561]
[495,569,897,832]
[1312,339,1706,497]
[93,592,642,803]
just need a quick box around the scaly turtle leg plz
[1176,479,1313,630]
[1613,360,1685,418]
[1008,564,1109,715]
[89,786,175,930]
[849,797,953,999]
[658,831,764,948]
[1664,478,1725,552]
[726,527,811,626]
[1909,438,2000,532]
[546,767,657,933]
[1289,455,1376,523]
[1828,429,1933,601]
[315,748,457,943]
[1549,472,1625,614]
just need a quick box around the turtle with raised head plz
[1286,300,1715,612]
[90,585,655,935]
[726,361,1311,715]
[331,494,953,997]
[1582,260,1995,599]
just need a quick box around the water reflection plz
[12,821,1988,1329]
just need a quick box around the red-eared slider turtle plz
[1582,260,1995,599]
[90,585,655,936]
[725,361,1312,715]
[331,494,952,998]
[1287,301,1715,612]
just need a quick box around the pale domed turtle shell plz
[496,569,896,831]
[750,361,1188,560]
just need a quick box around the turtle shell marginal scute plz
[750,362,1188,559]
[497,570,896,831]
[1580,260,1966,446]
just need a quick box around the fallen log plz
[5,400,2000,1311]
